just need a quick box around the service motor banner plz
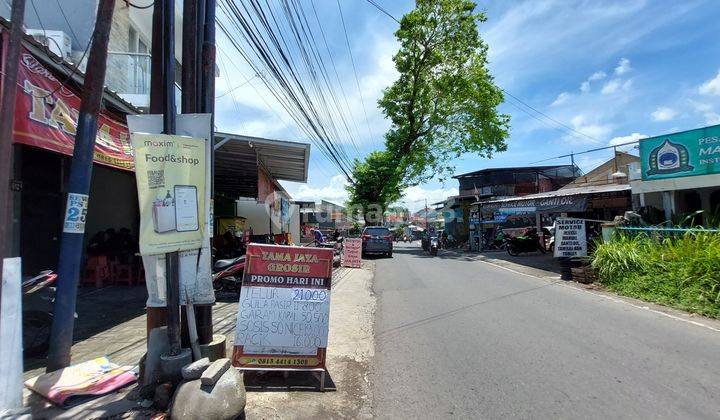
[233,244,333,370]
[132,133,206,255]
[553,218,587,258]
[13,48,134,171]
[342,238,362,268]
[640,124,720,180]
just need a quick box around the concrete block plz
[160,348,193,384]
[200,358,231,386]
[181,357,210,380]
[199,334,227,362]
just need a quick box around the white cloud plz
[579,81,591,92]
[615,57,631,75]
[396,185,458,212]
[601,79,621,94]
[565,114,613,143]
[698,70,720,96]
[690,101,720,125]
[290,175,350,204]
[610,132,648,146]
[588,71,607,81]
[651,107,677,122]
[600,78,632,95]
[551,92,571,106]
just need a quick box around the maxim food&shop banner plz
[132,133,206,255]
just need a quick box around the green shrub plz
[592,231,720,318]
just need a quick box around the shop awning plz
[476,183,631,213]
[214,132,310,198]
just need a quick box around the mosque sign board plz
[640,125,720,181]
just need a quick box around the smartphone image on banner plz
[174,185,199,232]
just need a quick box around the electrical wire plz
[217,0,358,182]
[125,1,154,9]
[365,0,400,23]
[336,0,378,151]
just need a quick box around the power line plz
[365,0,400,23]
[529,139,640,164]
[217,0,356,182]
[501,88,602,144]
[336,0,378,151]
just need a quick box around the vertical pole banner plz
[127,114,215,306]
[342,238,362,268]
[132,133,206,255]
[233,244,333,369]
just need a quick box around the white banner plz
[553,218,587,258]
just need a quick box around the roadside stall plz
[476,184,632,251]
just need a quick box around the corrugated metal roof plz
[214,132,310,183]
[474,183,631,205]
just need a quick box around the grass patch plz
[592,232,720,318]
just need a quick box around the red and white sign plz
[12,48,134,171]
[232,244,333,369]
[342,238,362,268]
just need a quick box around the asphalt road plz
[371,242,720,419]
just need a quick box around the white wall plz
[236,199,271,235]
[289,204,300,244]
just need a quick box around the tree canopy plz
[347,0,509,221]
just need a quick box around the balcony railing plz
[106,51,151,99]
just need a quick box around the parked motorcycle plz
[212,255,246,294]
[507,228,546,256]
[22,270,57,357]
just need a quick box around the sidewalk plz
[22,262,376,418]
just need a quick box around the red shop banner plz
[12,48,134,171]
[232,244,333,372]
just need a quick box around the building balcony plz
[106,51,151,108]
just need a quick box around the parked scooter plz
[22,270,58,357]
[507,228,546,256]
[212,255,246,294]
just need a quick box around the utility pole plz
[0,0,25,320]
[161,0,181,357]
[146,0,167,337]
[425,198,428,230]
[198,0,216,344]
[47,0,116,372]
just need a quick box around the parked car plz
[361,226,393,257]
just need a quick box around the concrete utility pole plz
[47,0,116,372]
[198,0,216,343]
[161,0,182,357]
[146,0,168,336]
[0,0,25,322]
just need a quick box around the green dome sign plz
[640,125,720,180]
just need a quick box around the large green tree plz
[347,0,509,219]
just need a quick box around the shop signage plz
[482,195,588,214]
[62,193,88,234]
[342,238,362,268]
[640,125,720,180]
[13,49,134,171]
[233,244,333,370]
[132,133,206,255]
[553,218,587,258]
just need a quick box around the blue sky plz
[214,0,720,211]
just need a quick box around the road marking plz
[476,258,720,334]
